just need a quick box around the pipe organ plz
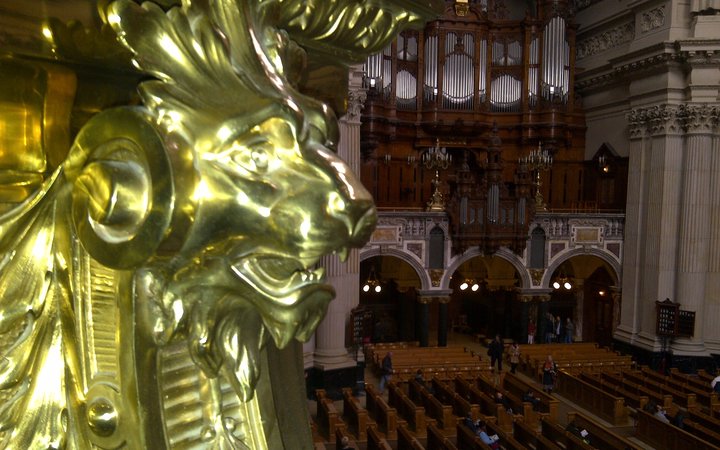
[360,0,586,255]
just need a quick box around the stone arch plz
[360,247,431,290]
[542,247,621,289]
[442,247,531,289]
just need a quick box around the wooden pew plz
[640,366,713,411]
[566,411,644,450]
[484,418,525,450]
[397,424,425,450]
[540,417,594,450]
[455,379,547,431]
[622,370,698,412]
[342,387,371,442]
[335,428,358,450]
[635,409,718,450]
[454,377,514,433]
[315,389,345,439]
[365,383,401,440]
[513,417,563,450]
[456,422,489,450]
[388,381,427,438]
[502,371,559,421]
[426,421,458,450]
[670,368,718,397]
[688,408,720,435]
[681,417,720,448]
[410,379,456,431]
[602,371,675,413]
[579,372,649,412]
[367,425,393,450]
[555,371,628,425]
[431,378,481,423]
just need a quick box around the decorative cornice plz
[572,0,604,13]
[626,104,720,136]
[576,21,634,60]
[640,5,665,34]
[576,50,681,93]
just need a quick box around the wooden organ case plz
[360,0,587,255]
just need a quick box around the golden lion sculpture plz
[0,0,440,448]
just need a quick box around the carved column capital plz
[627,108,649,140]
[344,88,367,124]
[679,103,719,133]
[647,104,684,136]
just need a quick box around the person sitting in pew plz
[653,404,671,424]
[414,369,434,394]
[476,420,500,450]
[712,373,720,394]
[522,389,541,411]
[566,421,591,445]
[463,412,478,434]
[494,390,513,414]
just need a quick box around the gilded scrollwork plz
[0,0,442,448]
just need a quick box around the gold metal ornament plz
[0,0,441,448]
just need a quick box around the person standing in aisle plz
[509,341,521,374]
[488,335,504,372]
[527,319,536,344]
[565,318,575,343]
[379,351,393,394]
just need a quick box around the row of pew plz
[314,342,720,449]
[312,370,641,450]
[365,342,492,382]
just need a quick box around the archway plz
[450,255,522,342]
[546,255,619,345]
[359,255,422,343]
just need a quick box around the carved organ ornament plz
[360,0,586,255]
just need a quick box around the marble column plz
[313,68,367,371]
[536,295,551,343]
[417,296,430,347]
[573,281,583,341]
[673,105,716,354]
[610,286,622,338]
[437,295,451,347]
[619,105,684,351]
[706,124,720,352]
[616,110,648,344]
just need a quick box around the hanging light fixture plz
[459,278,480,291]
[552,269,572,290]
[362,266,382,293]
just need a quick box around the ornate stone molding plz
[529,269,544,286]
[626,104,683,135]
[429,269,444,287]
[679,104,720,133]
[572,0,604,12]
[576,50,681,93]
[640,5,665,33]
[345,88,367,123]
[576,21,634,60]
[628,104,720,135]
[679,48,720,66]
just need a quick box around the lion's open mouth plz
[230,254,326,305]
[228,254,333,349]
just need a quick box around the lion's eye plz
[230,145,270,174]
[251,149,268,171]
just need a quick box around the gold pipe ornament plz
[0,0,442,448]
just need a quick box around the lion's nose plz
[326,189,376,247]
[350,204,377,245]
